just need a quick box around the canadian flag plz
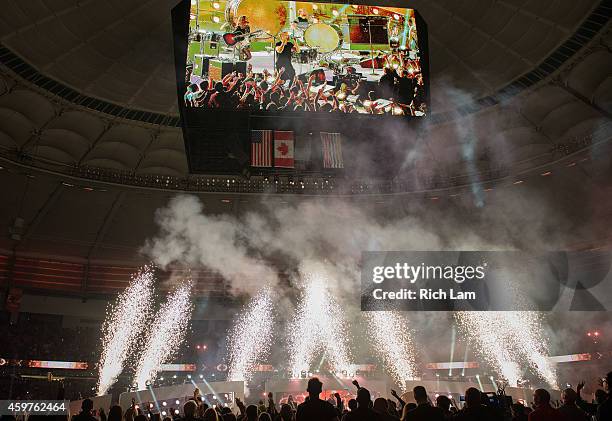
[274,131,294,168]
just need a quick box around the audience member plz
[296,377,339,421]
[452,387,493,421]
[344,387,383,421]
[510,403,528,421]
[373,397,399,421]
[106,405,122,421]
[401,386,443,421]
[435,395,453,420]
[72,399,97,421]
[557,388,588,421]
[528,389,559,421]
[596,371,612,421]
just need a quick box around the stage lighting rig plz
[587,330,601,344]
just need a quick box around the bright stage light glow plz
[365,311,418,390]
[133,281,193,390]
[227,288,274,382]
[97,266,155,395]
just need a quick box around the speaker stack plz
[208,60,247,80]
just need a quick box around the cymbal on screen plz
[226,0,288,36]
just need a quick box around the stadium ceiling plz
[0,0,610,277]
[0,0,608,176]
[0,0,608,117]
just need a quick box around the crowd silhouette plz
[184,56,427,116]
[5,370,605,421]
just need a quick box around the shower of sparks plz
[97,266,156,395]
[288,276,353,378]
[133,280,194,390]
[455,311,521,386]
[365,311,418,390]
[455,311,557,388]
[227,288,274,382]
[501,311,557,388]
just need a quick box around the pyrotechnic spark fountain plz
[503,312,557,388]
[97,267,155,395]
[365,311,418,389]
[288,276,353,378]
[455,312,521,386]
[227,288,274,382]
[455,311,557,387]
[133,280,194,390]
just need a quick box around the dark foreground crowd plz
[5,370,611,421]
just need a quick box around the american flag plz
[321,132,344,168]
[251,130,272,167]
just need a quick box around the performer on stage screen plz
[275,31,299,81]
[296,8,309,24]
[290,9,309,44]
[185,0,427,115]
[233,15,252,61]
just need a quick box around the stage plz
[117,381,245,412]
[194,49,387,83]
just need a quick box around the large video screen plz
[183,1,427,116]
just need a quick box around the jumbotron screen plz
[183,1,427,117]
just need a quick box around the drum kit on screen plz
[222,0,383,73]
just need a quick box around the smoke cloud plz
[141,79,611,387]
